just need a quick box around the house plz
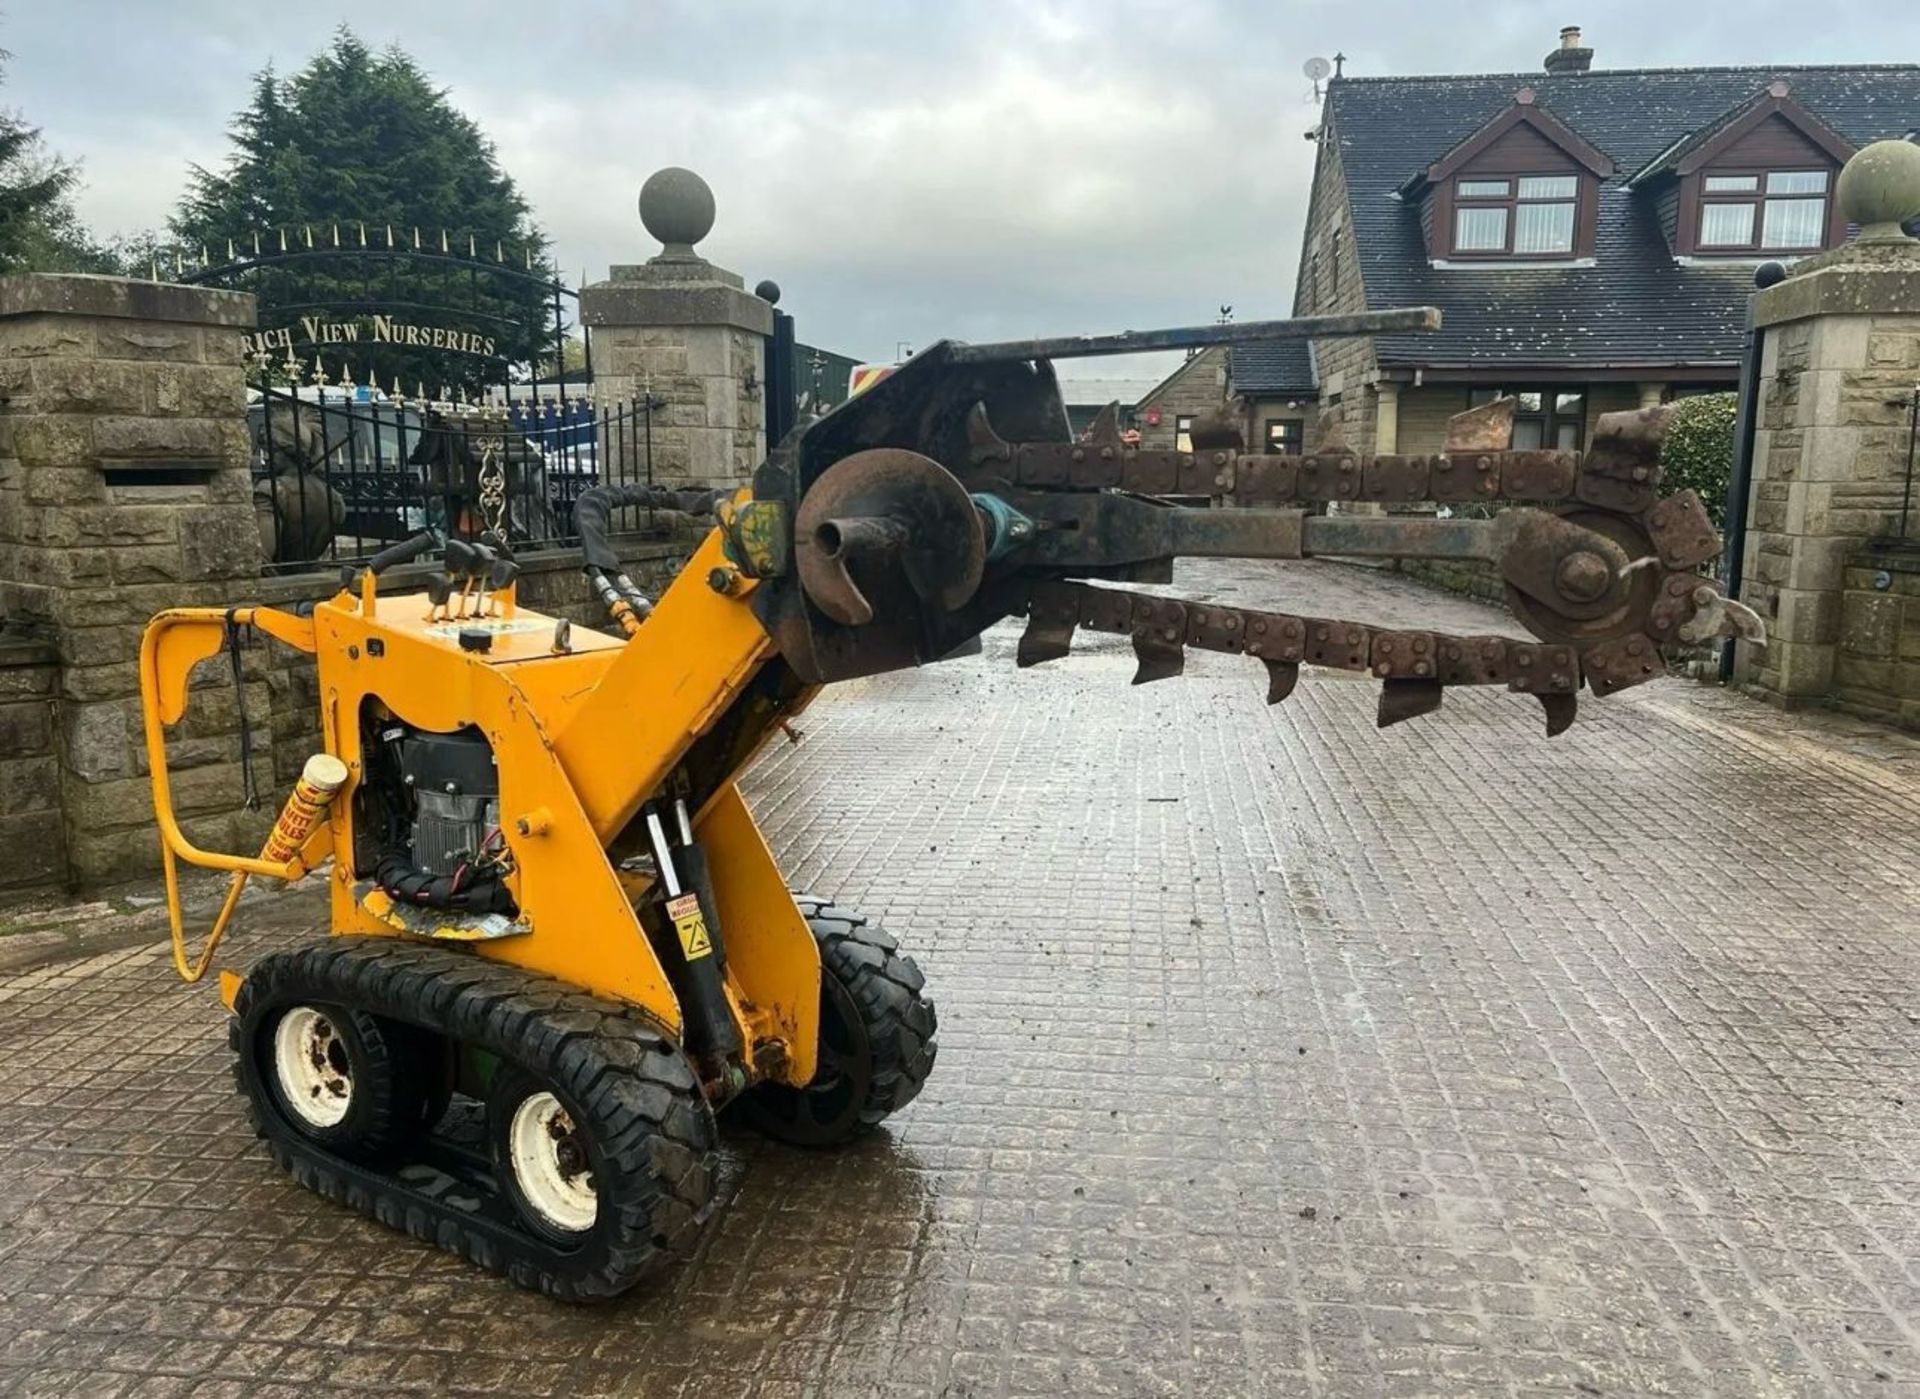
[1223,337,1318,454]
[1126,339,1319,455]
[1132,348,1228,450]
[1275,28,1920,457]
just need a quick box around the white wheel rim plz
[508,1091,597,1233]
[272,1006,353,1128]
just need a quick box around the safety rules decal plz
[666,893,713,960]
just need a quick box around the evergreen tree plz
[0,51,112,273]
[174,28,555,389]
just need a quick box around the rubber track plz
[793,896,938,1130]
[230,938,719,1302]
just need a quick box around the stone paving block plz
[0,557,1915,1395]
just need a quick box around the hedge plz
[1659,392,1738,526]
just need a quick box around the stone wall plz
[584,319,768,485]
[1833,549,1920,725]
[1736,231,1920,725]
[582,264,772,489]
[0,631,64,889]
[1298,123,1379,452]
[1834,552,1920,727]
[0,275,264,886]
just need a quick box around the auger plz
[139,307,1763,1300]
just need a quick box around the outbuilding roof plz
[1228,338,1316,396]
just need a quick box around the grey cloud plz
[10,0,1916,368]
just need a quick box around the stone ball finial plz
[1836,139,1920,242]
[639,167,716,261]
[754,279,782,305]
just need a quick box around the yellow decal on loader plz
[667,892,713,960]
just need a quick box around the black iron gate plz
[250,386,664,570]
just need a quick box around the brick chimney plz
[1544,25,1593,75]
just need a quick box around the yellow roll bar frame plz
[140,606,328,981]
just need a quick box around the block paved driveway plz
[2,559,1917,1398]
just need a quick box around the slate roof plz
[1228,338,1315,395]
[1625,87,1859,188]
[1324,65,1920,371]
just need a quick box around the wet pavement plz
[2,557,1918,1397]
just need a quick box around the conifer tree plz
[0,51,117,273]
[174,28,554,387]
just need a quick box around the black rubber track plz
[738,897,938,1145]
[230,938,719,1302]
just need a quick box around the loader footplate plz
[229,939,720,1303]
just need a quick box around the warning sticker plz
[667,892,713,960]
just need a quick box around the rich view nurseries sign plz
[240,314,499,360]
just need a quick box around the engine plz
[361,717,515,914]
[397,728,498,874]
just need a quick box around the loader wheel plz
[472,997,718,1297]
[241,996,428,1164]
[490,1068,600,1243]
[738,898,937,1146]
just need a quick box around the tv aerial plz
[1303,55,1332,101]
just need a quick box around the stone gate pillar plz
[0,274,264,884]
[580,168,774,488]
[1737,141,1920,727]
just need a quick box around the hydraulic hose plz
[574,483,726,573]
[374,851,516,916]
[575,482,727,631]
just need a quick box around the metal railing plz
[248,387,670,571]
[1894,383,1919,547]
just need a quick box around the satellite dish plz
[1303,56,1332,82]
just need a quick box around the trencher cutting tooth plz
[1016,622,1074,668]
[1378,678,1444,729]
[1082,401,1125,448]
[1016,583,1080,668]
[1262,660,1300,706]
[1538,692,1579,737]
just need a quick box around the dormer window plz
[1626,83,1856,259]
[1452,175,1579,255]
[1696,170,1829,251]
[1407,91,1615,265]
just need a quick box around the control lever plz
[340,529,441,591]
[476,551,520,617]
[444,538,486,580]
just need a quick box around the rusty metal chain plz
[976,433,1684,515]
[1018,577,1602,733]
[998,414,1744,735]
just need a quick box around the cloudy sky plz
[8,1,1916,380]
